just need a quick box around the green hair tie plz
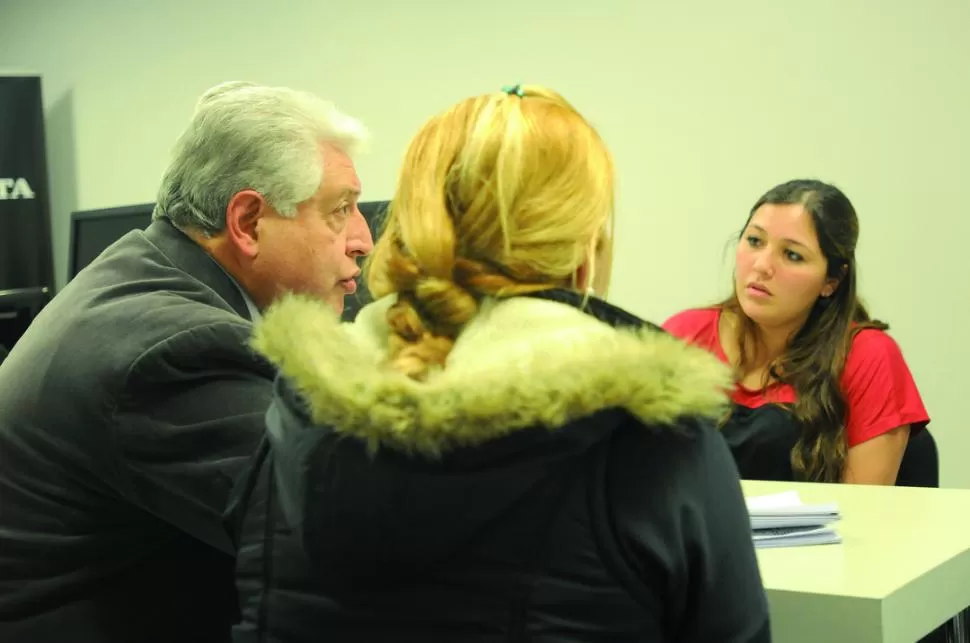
[501,84,525,98]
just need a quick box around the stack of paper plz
[745,490,842,549]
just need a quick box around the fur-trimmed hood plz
[252,292,731,455]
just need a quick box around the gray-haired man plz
[0,81,374,642]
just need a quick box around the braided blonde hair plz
[365,86,615,381]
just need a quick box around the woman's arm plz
[842,424,910,485]
[840,330,929,485]
[609,419,771,642]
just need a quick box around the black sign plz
[0,75,54,291]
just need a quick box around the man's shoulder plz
[11,235,260,391]
[125,315,272,389]
[67,221,250,336]
[69,245,243,338]
[86,285,267,391]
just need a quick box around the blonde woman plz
[229,86,771,643]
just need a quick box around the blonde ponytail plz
[366,85,615,381]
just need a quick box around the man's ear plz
[224,190,267,259]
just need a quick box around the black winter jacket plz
[229,289,771,643]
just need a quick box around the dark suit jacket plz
[0,219,275,642]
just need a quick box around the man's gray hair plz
[153,81,368,234]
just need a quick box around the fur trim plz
[252,294,732,455]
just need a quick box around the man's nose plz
[347,209,375,258]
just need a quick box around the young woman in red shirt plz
[665,179,929,484]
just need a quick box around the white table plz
[743,480,970,643]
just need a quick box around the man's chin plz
[329,295,345,316]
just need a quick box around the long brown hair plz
[364,85,615,381]
[723,179,887,482]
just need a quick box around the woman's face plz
[735,203,839,332]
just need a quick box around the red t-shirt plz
[663,307,930,447]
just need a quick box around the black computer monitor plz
[344,200,390,321]
[68,203,154,280]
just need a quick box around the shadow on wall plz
[45,88,78,292]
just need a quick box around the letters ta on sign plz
[0,178,36,200]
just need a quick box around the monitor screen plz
[69,203,154,280]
